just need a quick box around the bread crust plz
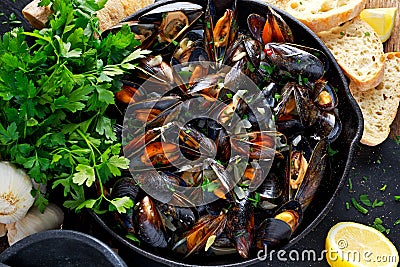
[317,17,385,91]
[98,0,154,31]
[350,52,400,146]
[264,0,366,32]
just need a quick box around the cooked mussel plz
[174,212,227,257]
[264,43,326,82]
[178,123,217,160]
[130,2,204,56]
[226,191,254,258]
[115,81,146,105]
[204,0,238,64]
[126,95,181,125]
[140,141,180,167]
[110,177,140,233]
[156,201,196,233]
[247,6,293,44]
[256,200,301,248]
[313,79,338,111]
[137,196,168,248]
[230,131,275,160]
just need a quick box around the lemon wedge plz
[325,222,399,267]
[360,8,397,42]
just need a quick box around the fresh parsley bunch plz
[0,0,150,213]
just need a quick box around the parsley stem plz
[36,64,64,96]
[75,128,109,207]
[76,128,97,161]
[351,197,369,215]
[94,165,105,199]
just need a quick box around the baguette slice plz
[22,0,154,32]
[350,52,400,146]
[317,17,385,91]
[263,0,366,32]
[97,0,154,31]
[22,0,52,29]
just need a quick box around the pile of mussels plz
[107,0,341,259]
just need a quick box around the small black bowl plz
[91,0,363,266]
[0,230,127,267]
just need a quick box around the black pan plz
[90,0,363,266]
[0,0,363,265]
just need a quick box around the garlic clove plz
[0,162,35,224]
[0,223,6,237]
[6,203,64,246]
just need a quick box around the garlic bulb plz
[6,203,64,245]
[0,162,35,224]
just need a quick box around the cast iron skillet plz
[0,230,127,267]
[91,0,363,266]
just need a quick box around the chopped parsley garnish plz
[359,194,372,207]
[372,217,390,234]
[372,199,384,208]
[351,197,368,215]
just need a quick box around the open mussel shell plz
[313,80,339,111]
[178,123,217,160]
[110,2,204,60]
[124,96,182,126]
[171,39,211,85]
[137,2,203,22]
[293,139,328,209]
[266,6,294,43]
[204,0,239,65]
[171,36,208,65]
[256,153,286,202]
[243,37,264,68]
[115,81,147,105]
[144,4,204,56]
[247,13,265,43]
[248,6,294,45]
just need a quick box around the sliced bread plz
[263,0,366,33]
[350,52,400,146]
[22,0,52,29]
[96,0,154,31]
[317,17,385,91]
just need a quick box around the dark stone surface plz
[0,0,33,35]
